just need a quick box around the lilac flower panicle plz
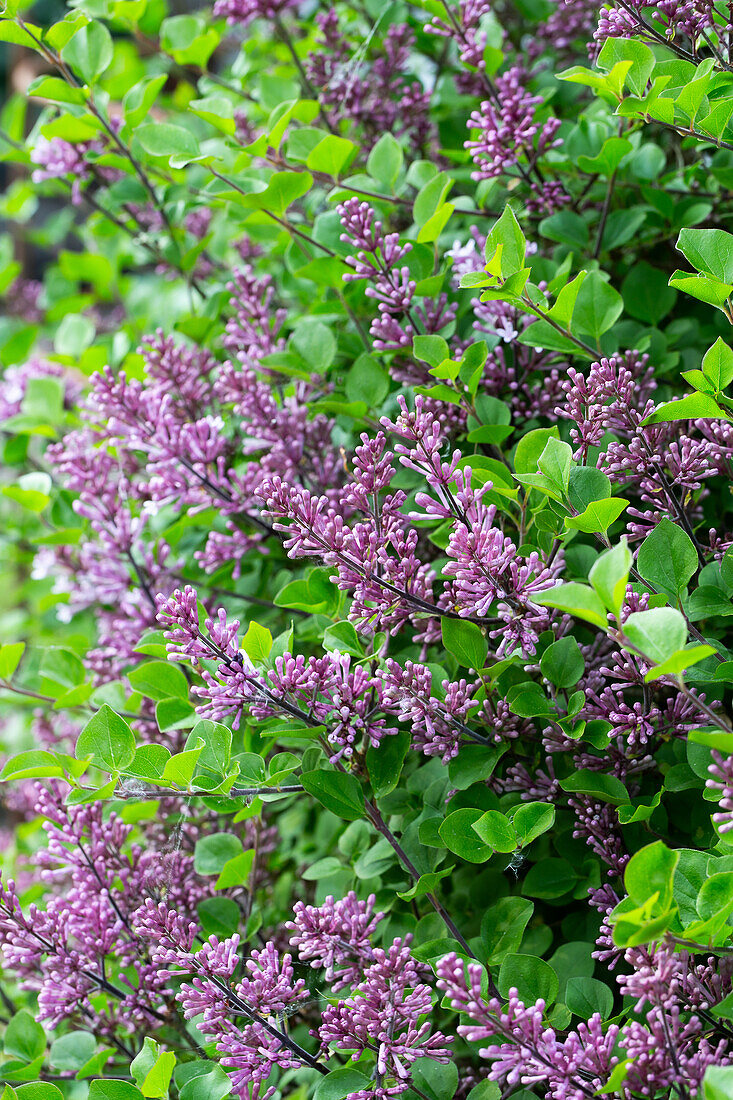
[320,936,451,1087]
[212,0,297,25]
[465,67,562,182]
[287,891,384,988]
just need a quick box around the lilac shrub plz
[2,2,733,1100]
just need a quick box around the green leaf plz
[448,743,501,790]
[560,769,630,805]
[598,36,656,95]
[366,132,403,189]
[522,857,579,898]
[540,637,585,688]
[441,618,488,670]
[637,518,698,599]
[76,705,135,772]
[625,840,679,909]
[485,205,526,278]
[48,1032,96,1071]
[55,314,95,357]
[540,211,589,251]
[414,335,450,368]
[623,607,687,663]
[518,319,591,357]
[306,135,357,178]
[704,1065,733,1100]
[344,354,389,405]
[621,261,676,324]
[89,1085,144,1100]
[689,586,733,620]
[0,642,25,678]
[572,271,623,339]
[124,76,167,129]
[137,123,200,161]
[642,390,726,424]
[61,22,113,83]
[397,865,455,902]
[577,137,632,176]
[514,427,559,475]
[414,173,453,226]
[564,497,628,534]
[240,621,273,662]
[28,75,86,105]
[235,171,313,217]
[566,976,614,1019]
[197,897,241,939]
[366,730,410,798]
[177,1062,232,1100]
[702,338,733,390]
[439,807,494,863]
[160,15,219,67]
[506,681,554,717]
[193,833,243,875]
[498,953,559,1007]
[472,810,517,853]
[596,1060,632,1097]
[301,769,365,820]
[187,721,232,778]
[481,897,534,963]
[677,227,733,281]
[537,436,572,496]
[411,1058,458,1100]
[534,582,608,629]
[128,661,189,702]
[644,644,717,682]
[512,801,555,845]
[698,872,733,920]
[668,271,733,312]
[15,1088,63,1100]
[315,1069,371,1100]
[568,467,611,514]
[291,320,336,372]
[0,750,65,781]
[4,1012,45,1063]
[323,621,362,657]
[131,1039,176,1099]
[215,851,255,889]
[589,540,632,620]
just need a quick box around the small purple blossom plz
[287,892,384,988]
[465,67,563,182]
[212,0,297,26]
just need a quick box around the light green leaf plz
[76,705,135,772]
[623,607,688,664]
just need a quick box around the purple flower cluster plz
[30,133,121,204]
[157,585,386,759]
[426,0,493,74]
[0,357,81,421]
[212,0,297,26]
[258,394,558,657]
[591,0,712,44]
[558,352,733,539]
[287,891,383,987]
[339,199,456,351]
[320,937,451,1083]
[0,784,210,1033]
[43,269,342,677]
[30,136,97,204]
[466,67,561,182]
[438,948,731,1100]
[437,956,618,1100]
[132,891,449,1100]
[308,12,433,152]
